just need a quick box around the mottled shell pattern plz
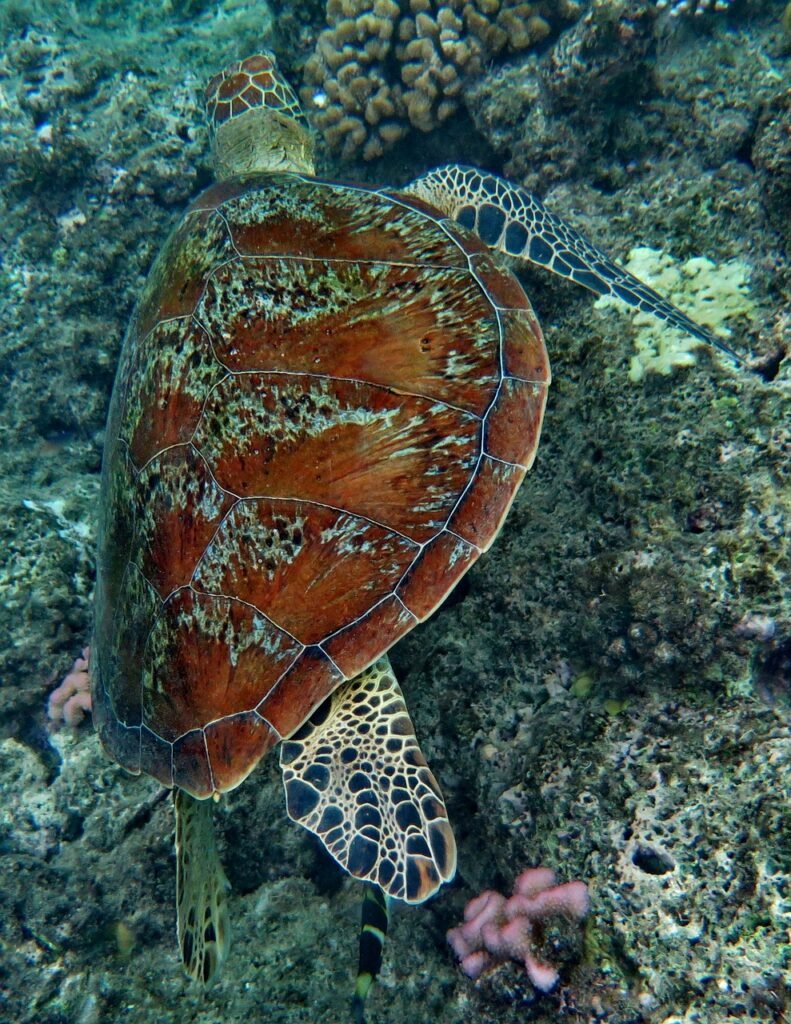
[91,55,551,800]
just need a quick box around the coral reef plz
[752,87,791,247]
[463,0,658,192]
[464,0,784,190]
[0,489,96,728]
[0,0,787,1022]
[447,867,589,990]
[301,0,582,160]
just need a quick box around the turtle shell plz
[92,173,550,799]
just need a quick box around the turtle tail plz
[351,884,390,1024]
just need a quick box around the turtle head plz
[205,52,315,179]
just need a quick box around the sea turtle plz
[92,51,738,1015]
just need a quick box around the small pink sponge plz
[447,867,590,991]
[48,646,92,728]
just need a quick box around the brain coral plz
[302,0,581,161]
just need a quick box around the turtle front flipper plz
[279,656,457,904]
[401,164,742,366]
[174,789,231,984]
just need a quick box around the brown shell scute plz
[134,447,233,598]
[142,589,300,740]
[192,500,418,644]
[119,319,224,468]
[193,373,481,542]
[197,257,500,414]
[93,174,550,798]
[134,208,236,340]
[215,178,470,266]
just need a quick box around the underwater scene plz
[0,1,788,1022]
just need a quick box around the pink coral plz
[447,867,590,992]
[48,646,92,727]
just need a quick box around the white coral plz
[655,0,735,16]
[594,246,753,383]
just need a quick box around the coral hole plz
[631,844,675,875]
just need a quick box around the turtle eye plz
[204,52,304,133]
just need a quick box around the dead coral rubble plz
[302,0,581,161]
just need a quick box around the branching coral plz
[447,867,590,990]
[48,646,91,728]
[302,0,581,160]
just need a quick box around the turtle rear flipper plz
[280,656,457,904]
[175,790,231,984]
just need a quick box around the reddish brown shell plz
[92,174,550,798]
